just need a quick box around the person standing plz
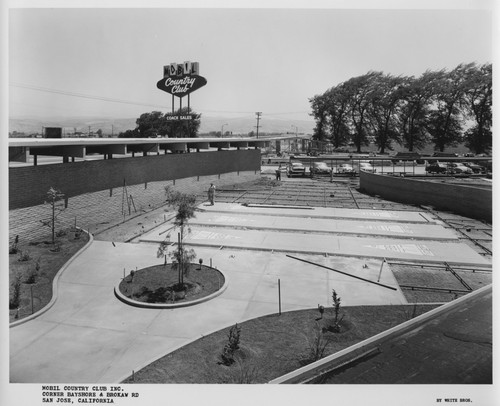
[208,183,216,205]
[276,164,282,180]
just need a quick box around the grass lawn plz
[119,263,224,303]
[123,304,438,384]
[9,229,90,322]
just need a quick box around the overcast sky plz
[7,1,494,123]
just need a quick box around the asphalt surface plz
[309,286,492,384]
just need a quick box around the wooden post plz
[30,285,34,314]
[278,279,281,316]
[377,258,386,282]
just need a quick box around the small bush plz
[220,323,241,366]
[226,360,260,384]
[9,275,22,309]
[17,250,31,262]
[9,235,19,254]
[305,327,330,362]
[56,228,67,237]
[25,269,37,284]
[50,242,61,252]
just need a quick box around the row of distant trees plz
[309,62,492,154]
[118,107,201,138]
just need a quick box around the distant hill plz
[9,117,137,136]
[9,115,315,137]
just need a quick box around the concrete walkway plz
[9,204,491,383]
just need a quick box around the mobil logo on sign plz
[157,61,207,97]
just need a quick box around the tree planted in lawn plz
[40,187,66,246]
[331,289,343,332]
[164,186,197,287]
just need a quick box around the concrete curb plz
[9,230,94,328]
[113,267,228,309]
[268,284,492,384]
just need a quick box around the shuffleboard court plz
[189,212,458,240]
[198,203,433,223]
[141,226,488,267]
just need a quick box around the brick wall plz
[9,171,259,242]
[9,149,260,209]
[359,171,492,222]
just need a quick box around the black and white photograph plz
[2,0,496,405]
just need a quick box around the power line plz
[10,82,312,116]
[10,82,166,109]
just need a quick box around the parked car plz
[286,162,306,177]
[425,162,447,174]
[310,162,330,175]
[391,152,422,164]
[463,162,485,174]
[447,163,473,174]
[359,162,376,172]
[337,163,356,174]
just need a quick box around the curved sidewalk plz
[10,239,404,383]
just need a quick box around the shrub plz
[331,289,343,333]
[56,228,67,237]
[306,327,330,362]
[25,269,37,284]
[220,323,241,366]
[9,275,22,310]
[226,360,260,384]
[50,242,61,252]
[9,235,19,254]
[17,250,31,262]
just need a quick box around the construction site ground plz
[9,173,493,384]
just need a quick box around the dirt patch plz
[9,229,90,322]
[119,263,224,304]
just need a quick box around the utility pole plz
[255,112,262,138]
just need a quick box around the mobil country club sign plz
[156,61,207,98]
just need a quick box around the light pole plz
[221,123,228,137]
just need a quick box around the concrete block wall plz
[359,171,492,223]
[9,149,260,210]
[9,171,259,242]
